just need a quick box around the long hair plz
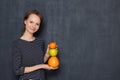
[22,10,43,36]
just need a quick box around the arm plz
[12,43,24,75]
[12,42,57,75]
[24,64,55,74]
[44,45,50,63]
[24,64,43,73]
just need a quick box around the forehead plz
[28,14,40,22]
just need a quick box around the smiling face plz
[24,14,41,34]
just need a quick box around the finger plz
[52,67,59,70]
[56,45,58,49]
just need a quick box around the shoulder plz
[35,37,45,47]
[12,38,21,47]
[36,37,45,43]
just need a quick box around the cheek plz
[35,26,40,31]
[36,26,40,29]
[25,22,30,27]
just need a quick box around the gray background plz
[0,0,120,80]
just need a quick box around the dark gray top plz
[12,37,45,80]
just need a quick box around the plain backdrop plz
[0,0,120,80]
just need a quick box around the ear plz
[24,20,26,25]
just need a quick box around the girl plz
[12,10,57,80]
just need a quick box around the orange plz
[48,56,59,68]
[49,42,57,49]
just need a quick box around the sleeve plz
[12,42,25,75]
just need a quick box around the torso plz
[15,37,45,80]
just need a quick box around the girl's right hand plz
[42,64,58,70]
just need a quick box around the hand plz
[56,45,58,49]
[42,64,58,70]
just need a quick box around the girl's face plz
[24,14,41,34]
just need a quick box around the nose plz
[33,23,36,27]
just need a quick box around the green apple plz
[49,49,58,56]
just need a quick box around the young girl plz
[12,10,57,80]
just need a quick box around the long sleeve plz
[11,38,45,80]
[12,42,25,75]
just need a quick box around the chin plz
[30,30,36,33]
[27,29,38,34]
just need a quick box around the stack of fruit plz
[48,42,60,68]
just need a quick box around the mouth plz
[30,27,36,31]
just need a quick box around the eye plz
[36,23,40,26]
[30,21,33,23]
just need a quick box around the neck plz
[21,30,35,41]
